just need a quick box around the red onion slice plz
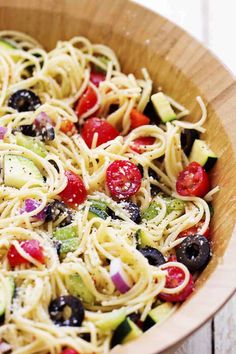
[110,258,133,294]
[0,126,7,139]
[20,199,46,220]
[0,341,12,353]
[35,112,52,127]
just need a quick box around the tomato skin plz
[60,349,79,354]
[130,109,150,129]
[90,72,105,87]
[7,240,45,267]
[60,120,78,135]
[59,170,87,207]
[81,117,119,148]
[61,349,79,354]
[159,266,194,302]
[178,220,210,240]
[130,137,155,154]
[106,160,142,199]
[176,162,210,197]
[75,86,98,118]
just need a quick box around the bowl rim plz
[0,0,236,353]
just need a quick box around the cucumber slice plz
[89,199,108,212]
[53,225,78,241]
[142,201,161,221]
[66,274,95,304]
[15,133,47,158]
[88,206,109,220]
[0,277,15,316]
[0,39,16,50]
[111,318,142,347]
[151,92,176,123]
[97,309,126,331]
[189,139,217,171]
[158,194,185,215]
[3,154,43,188]
[135,229,153,248]
[59,238,80,255]
[143,302,174,331]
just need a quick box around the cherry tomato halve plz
[75,86,98,118]
[81,117,119,148]
[60,120,78,136]
[90,72,106,87]
[130,109,150,129]
[7,240,45,267]
[158,266,194,302]
[59,170,87,207]
[106,160,142,199]
[60,349,79,354]
[178,220,210,240]
[130,137,155,154]
[176,162,210,197]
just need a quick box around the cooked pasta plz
[0,31,217,354]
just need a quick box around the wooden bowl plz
[0,0,235,353]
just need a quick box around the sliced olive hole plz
[186,243,199,260]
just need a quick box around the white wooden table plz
[132,1,236,353]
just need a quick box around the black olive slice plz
[181,129,200,155]
[49,295,84,327]
[176,234,211,272]
[120,201,141,224]
[45,201,73,227]
[8,89,41,112]
[139,246,166,267]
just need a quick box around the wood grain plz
[0,0,235,353]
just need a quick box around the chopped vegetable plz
[142,201,160,221]
[151,92,176,123]
[59,170,87,208]
[130,108,150,129]
[178,220,210,240]
[106,160,142,199]
[49,295,84,327]
[176,162,210,197]
[60,120,78,135]
[143,302,174,331]
[7,240,45,267]
[81,117,119,148]
[130,137,155,154]
[8,89,41,112]
[75,86,98,118]
[111,317,142,347]
[189,139,217,171]
[0,126,7,139]
[110,258,133,293]
[21,198,46,220]
[90,71,106,87]
[66,274,95,304]
[15,132,47,157]
[97,309,126,331]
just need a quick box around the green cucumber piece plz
[3,154,43,188]
[97,309,126,331]
[135,229,153,248]
[111,318,142,347]
[0,39,16,50]
[59,238,80,255]
[53,225,78,241]
[88,206,109,220]
[15,133,47,158]
[189,139,217,171]
[0,277,15,316]
[93,56,109,73]
[66,274,95,304]
[142,201,161,221]
[89,200,108,212]
[143,302,174,331]
[151,92,176,123]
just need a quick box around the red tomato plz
[159,266,194,302]
[176,162,210,197]
[60,349,79,354]
[90,72,105,87]
[81,117,119,148]
[178,220,210,240]
[130,137,155,154]
[7,240,45,267]
[75,86,98,118]
[60,120,78,135]
[106,160,142,199]
[59,170,87,207]
[130,109,150,129]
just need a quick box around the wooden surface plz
[0,1,236,353]
[133,2,236,353]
